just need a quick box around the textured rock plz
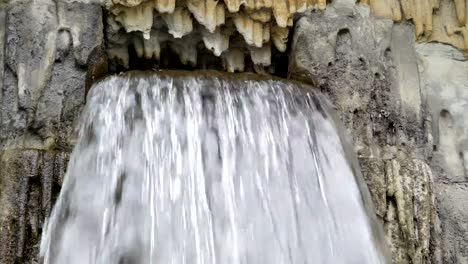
[1,0,468,263]
[290,4,437,263]
[222,48,245,72]
[416,42,468,263]
[0,1,104,263]
[364,0,468,55]
[0,6,5,99]
[104,0,324,71]
[162,7,193,38]
[0,150,69,264]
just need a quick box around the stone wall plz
[416,43,468,263]
[289,3,436,263]
[289,2,468,263]
[1,0,468,263]
[0,1,103,263]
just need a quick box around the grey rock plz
[0,6,5,101]
[0,149,70,264]
[290,5,436,264]
[416,42,468,263]
[1,0,467,263]
[0,1,103,150]
[0,1,104,263]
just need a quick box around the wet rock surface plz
[416,43,468,263]
[0,1,103,263]
[1,0,468,263]
[290,4,436,263]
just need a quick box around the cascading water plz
[40,71,388,264]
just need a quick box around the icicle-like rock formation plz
[105,0,325,71]
[106,0,468,71]
[364,0,468,55]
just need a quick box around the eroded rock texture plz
[0,150,69,264]
[104,0,325,71]
[364,0,468,55]
[0,1,104,263]
[290,4,437,263]
[416,43,468,263]
[1,0,468,263]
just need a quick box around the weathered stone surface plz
[0,150,69,264]
[290,4,436,263]
[416,42,468,263]
[0,1,104,263]
[0,6,5,99]
[104,0,325,72]
[1,0,467,263]
[1,1,103,150]
[364,0,468,55]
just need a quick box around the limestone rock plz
[289,6,436,263]
[112,2,154,39]
[162,7,193,38]
[202,28,230,56]
[187,0,225,33]
[233,13,269,47]
[248,43,271,66]
[365,0,468,55]
[222,49,245,72]
[417,43,468,263]
[0,150,70,264]
[154,0,177,13]
[111,0,146,7]
[103,0,325,69]
[169,35,199,65]
[108,46,130,67]
[0,2,103,263]
[271,25,288,52]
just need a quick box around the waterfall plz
[40,71,388,264]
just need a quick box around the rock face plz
[1,0,468,263]
[416,43,468,263]
[289,4,436,263]
[0,1,104,263]
[364,0,468,56]
[104,0,326,71]
[289,2,468,263]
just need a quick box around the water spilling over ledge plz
[40,71,389,263]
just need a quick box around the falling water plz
[40,71,388,264]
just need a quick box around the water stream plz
[40,71,388,264]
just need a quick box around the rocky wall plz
[0,1,104,263]
[289,3,437,263]
[416,42,468,263]
[1,0,468,263]
[364,0,468,56]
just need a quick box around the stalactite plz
[364,0,468,55]
[105,0,322,69]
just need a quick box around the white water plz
[41,72,388,264]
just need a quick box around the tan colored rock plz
[365,0,468,55]
[248,43,271,66]
[246,9,272,23]
[105,0,322,69]
[111,0,146,7]
[202,28,230,56]
[132,30,166,59]
[222,49,245,72]
[271,25,288,52]
[233,13,269,47]
[112,2,154,39]
[224,0,242,12]
[162,7,193,38]
[153,0,176,13]
[187,0,225,32]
